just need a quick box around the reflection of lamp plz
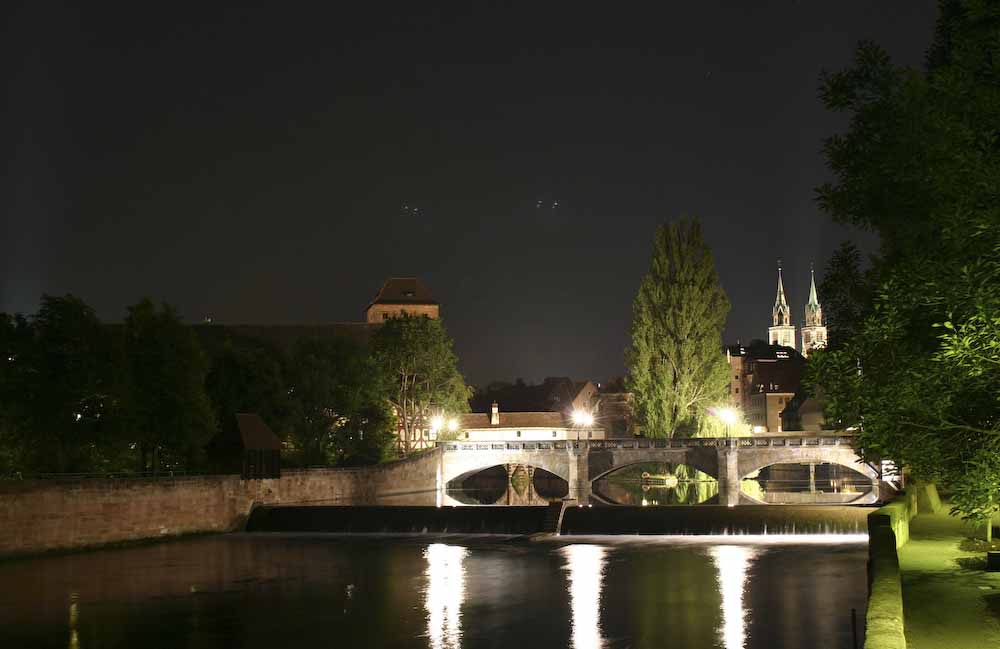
[710,545,757,649]
[424,544,467,649]
[562,545,607,649]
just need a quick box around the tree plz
[285,337,395,466]
[818,242,873,349]
[204,338,292,448]
[2,296,120,473]
[119,299,216,473]
[0,312,35,474]
[371,315,470,454]
[810,1,1000,527]
[626,219,731,437]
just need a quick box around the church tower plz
[768,262,796,350]
[800,265,827,357]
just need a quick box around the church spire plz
[801,262,827,356]
[772,261,790,327]
[804,264,823,327]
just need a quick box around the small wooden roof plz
[235,413,282,451]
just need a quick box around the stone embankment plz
[863,483,943,649]
[0,449,440,559]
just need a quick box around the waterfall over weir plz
[245,503,873,537]
[559,504,872,536]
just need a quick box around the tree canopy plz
[626,218,731,437]
[285,337,395,466]
[808,0,1000,528]
[371,315,470,454]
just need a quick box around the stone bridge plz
[436,435,881,506]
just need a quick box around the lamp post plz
[571,409,594,443]
[710,407,739,442]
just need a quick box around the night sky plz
[3,2,938,386]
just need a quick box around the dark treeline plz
[0,294,468,476]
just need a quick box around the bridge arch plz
[439,450,572,487]
[737,448,877,481]
[588,457,719,484]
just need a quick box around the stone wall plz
[863,484,939,649]
[0,449,441,559]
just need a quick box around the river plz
[0,532,867,649]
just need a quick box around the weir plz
[244,503,874,536]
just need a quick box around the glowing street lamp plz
[711,406,739,439]
[447,418,459,432]
[570,409,594,443]
[430,415,444,433]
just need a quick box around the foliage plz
[371,315,470,454]
[818,241,874,349]
[204,337,292,453]
[809,1,1000,525]
[119,299,216,472]
[626,218,731,437]
[0,296,121,473]
[285,337,396,466]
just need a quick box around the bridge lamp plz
[712,407,739,439]
[571,410,594,427]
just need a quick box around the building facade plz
[458,402,605,441]
[365,277,440,323]
[728,341,804,432]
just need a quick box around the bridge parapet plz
[435,434,872,507]
[438,435,856,453]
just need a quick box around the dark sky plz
[3,1,938,386]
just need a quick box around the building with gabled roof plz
[365,277,439,323]
[457,401,605,441]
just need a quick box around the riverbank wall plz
[864,483,940,649]
[0,450,441,559]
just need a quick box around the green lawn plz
[898,509,1000,649]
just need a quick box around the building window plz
[465,431,469,439]
[735,388,739,394]
[516,431,521,438]
[734,374,739,380]
[552,431,557,438]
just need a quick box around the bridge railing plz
[438,436,857,452]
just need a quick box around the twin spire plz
[768,261,827,356]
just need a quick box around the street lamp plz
[711,407,739,439]
[571,409,594,442]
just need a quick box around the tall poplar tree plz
[626,219,730,437]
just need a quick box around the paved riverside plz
[898,510,1000,648]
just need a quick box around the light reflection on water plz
[0,534,869,649]
[423,544,467,649]
[711,545,756,649]
[561,545,608,649]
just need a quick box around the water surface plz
[0,533,867,649]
